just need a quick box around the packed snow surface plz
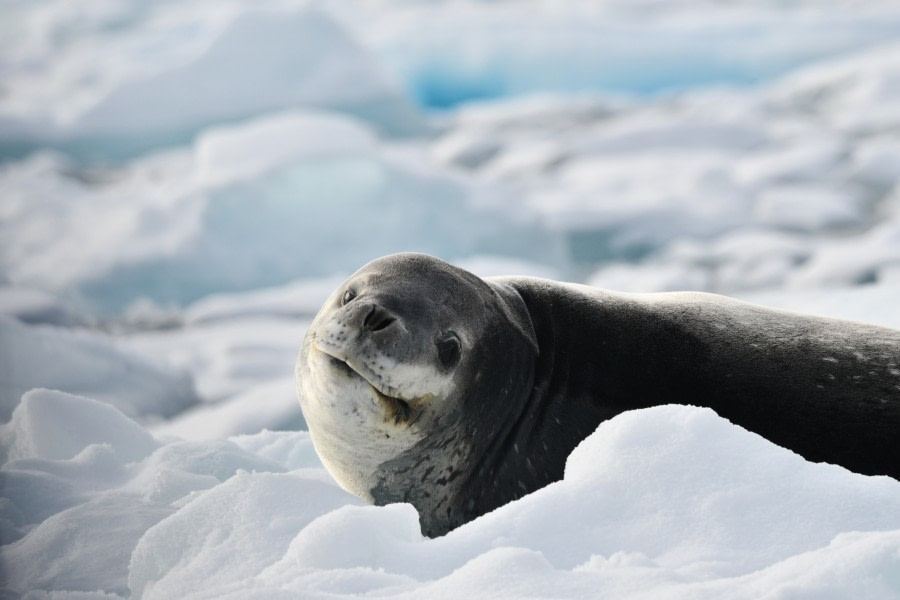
[4,388,900,599]
[3,0,900,597]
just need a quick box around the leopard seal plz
[296,253,900,537]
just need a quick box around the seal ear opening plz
[487,279,539,356]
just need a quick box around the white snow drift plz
[2,388,899,599]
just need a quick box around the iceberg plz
[0,6,425,161]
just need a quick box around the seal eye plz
[436,331,461,369]
[341,289,356,306]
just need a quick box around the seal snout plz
[362,303,397,333]
[339,299,400,335]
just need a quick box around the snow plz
[1,389,159,463]
[0,316,198,422]
[4,495,172,596]
[3,390,900,598]
[128,471,358,599]
[3,0,900,597]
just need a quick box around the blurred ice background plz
[2,1,900,598]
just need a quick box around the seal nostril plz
[364,304,396,332]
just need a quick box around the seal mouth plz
[321,352,422,425]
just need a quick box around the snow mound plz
[255,406,900,588]
[125,407,900,597]
[1,389,159,463]
[3,388,899,598]
[0,316,199,422]
[3,496,173,596]
[228,430,324,472]
[0,391,295,595]
[125,439,286,504]
[128,471,359,599]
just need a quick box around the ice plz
[0,316,199,422]
[424,39,900,289]
[0,150,207,308]
[734,136,847,188]
[569,112,766,157]
[588,261,711,293]
[0,5,423,160]
[5,35,900,310]
[792,217,900,288]
[122,316,305,403]
[753,185,865,232]
[150,378,305,441]
[766,40,900,136]
[4,0,900,597]
[453,256,562,280]
[741,283,900,331]
[531,151,751,256]
[1,389,159,463]
[339,1,900,109]
[183,278,343,325]
[0,286,83,327]
[0,391,159,544]
[195,110,379,186]
[853,136,900,188]
[0,112,557,314]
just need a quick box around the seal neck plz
[368,306,540,537]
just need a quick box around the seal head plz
[297,253,537,534]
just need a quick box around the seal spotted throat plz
[296,253,900,537]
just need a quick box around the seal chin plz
[317,345,423,425]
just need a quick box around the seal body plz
[296,253,900,537]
